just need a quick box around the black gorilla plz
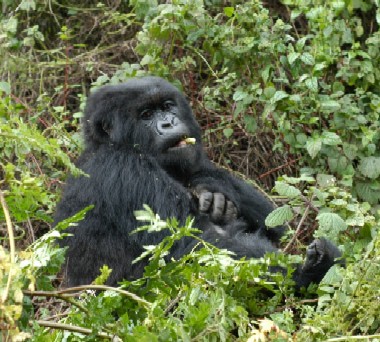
[54,76,342,287]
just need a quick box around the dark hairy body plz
[54,76,342,287]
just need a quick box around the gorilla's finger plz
[211,192,226,221]
[199,191,213,212]
[225,200,238,222]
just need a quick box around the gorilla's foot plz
[303,238,342,272]
[294,238,343,289]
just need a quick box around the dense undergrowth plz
[1,0,380,340]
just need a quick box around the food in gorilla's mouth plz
[179,137,196,146]
[171,137,196,149]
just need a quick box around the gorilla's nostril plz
[161,122,172,129]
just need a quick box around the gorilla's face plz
[83,77,204,175]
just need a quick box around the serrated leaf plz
[233,89,247,102]
[320,100,341,111]
[288,52,300,65]
[358,157,380,179]
[317,213,347,235]
[346,215,365,226]
[321,131,341,145]
[305,77,318,92]
[300,53,315,65]
[355,182,380,203]
[306,138,322,159]
[316,174,336,187]
[320,264,344,285]
[265,205,293,227]
[271,90,288,103]
[274,182,301,198]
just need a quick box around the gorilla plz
[54,76,342,288]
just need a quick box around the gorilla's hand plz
[194,185,238,223]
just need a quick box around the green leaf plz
[224,7,234,17]
[300,53,315,65]
[316,174,336,188]
[306,138,322,159]
[19,0,36,11]
[233,89,247,102]
[223,128,233,138]
[271,90,288,103]
[317,213,347,235]
[0,82,11,95]
[274,182,301,198]
[305,77,318,92]
[265,205,293,227]
[288,52,300,65]
[320,100,341,111]
[321,131,341,145]
[244,115,257,133]
[320,264,344,285]
[358,157,380,179]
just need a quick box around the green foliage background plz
[0,0,380,340]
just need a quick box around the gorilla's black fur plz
[54,77,342,287]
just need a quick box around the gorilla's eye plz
[163,100,174,110]
[140,109,153,120]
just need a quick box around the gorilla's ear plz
[89,114,114,143]
[95,117,112,137]
[83,90,116,146]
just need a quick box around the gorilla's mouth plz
[168,136,196,151]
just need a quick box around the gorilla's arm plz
[188,164,285,243]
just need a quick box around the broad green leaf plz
[288,52,300,65]
[19,0,37,10]
[316,174,335,187]
[358,157,380,179]
[265,205,293,227]
[321,264,344,285]
[274,182,301,198]
[271,90,288,103]
[355,182,380,204]
[321,131,341,145]
[305,77,318,92]
[224,7,234,17]
[306,138,322,159]
[346,215,365,227]
[317,213,347,235]
[244,115,257,133]
[300,53,315,65]
[233,89,248,102]
[0,82,11,94]
[223,128,233,138]
[320,100,341,111]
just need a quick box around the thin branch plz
[259,157,301,179]
[326,335,380,342]
[0,190,16,303]
[24,285,151,308]
[283,200,312,254]
[34,320,121,341]
[164,290,183,316]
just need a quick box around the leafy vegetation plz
[1,0,380,340]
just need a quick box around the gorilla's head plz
[83,77,204,175]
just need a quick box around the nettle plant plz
[262,1,380,206]
[265,172,376,249]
